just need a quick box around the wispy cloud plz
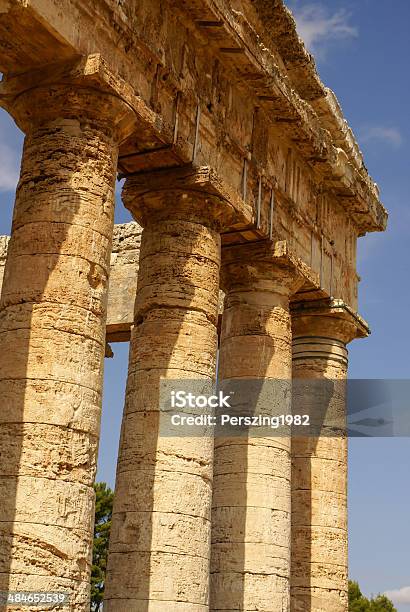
[0,143,20,192]
[359,126,403,148]
[290,3,358,54]
[384,586,410,605]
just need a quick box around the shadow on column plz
[0,108,117,609]
[210,254,301,612]
[291,370,345,612]
[212,357,292,609]
[0,148,79,597]
[104,182,222,611]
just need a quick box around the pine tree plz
[349,580,397,612]
[91,483,114,611]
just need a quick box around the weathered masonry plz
[0,1,387,611]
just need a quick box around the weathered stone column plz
[290,300,367,612]
[0,58,135,609]
[104,168,235,611]
[211,242,307,611]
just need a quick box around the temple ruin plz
[0,0,387,610]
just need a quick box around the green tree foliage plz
[349,580,369,612]
[349,580,397,612]
[368,595,397,612]
[91,483,114,611]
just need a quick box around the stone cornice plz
[175,0,387,234]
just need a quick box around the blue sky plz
[1,1,409,608]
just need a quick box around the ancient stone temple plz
[0,1,387,611]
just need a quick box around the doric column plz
[290,300,368,612]
[104,168,235,611]
[211,242,306,611]
[0,57,135,609]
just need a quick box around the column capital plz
[0,54,138,141]
[122,165,251,231]
[221,239,316,300]
[291,297,369,353]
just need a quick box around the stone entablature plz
[1,1,386,311]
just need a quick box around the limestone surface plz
[104,169,234,611]
[290,302,365,612]
[211,244,305,611]
[0,76,135,611]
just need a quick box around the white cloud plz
[359,126,403,148]
[0,143,20,192]
[290,3,358,54]
[384,586,410,605]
